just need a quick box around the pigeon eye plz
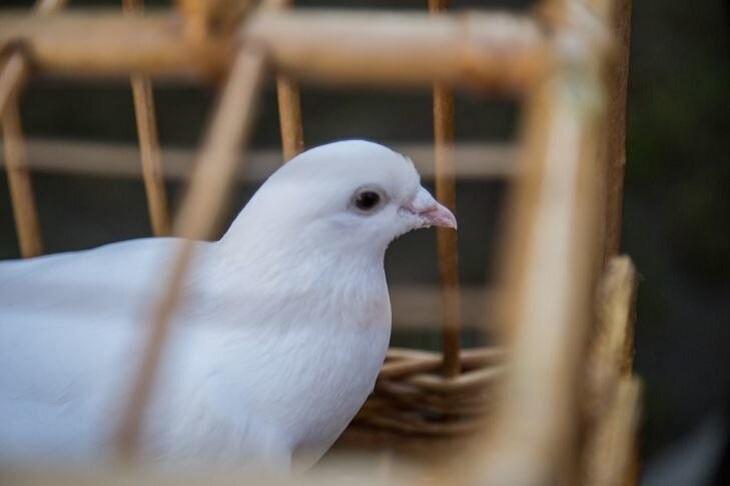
[356,191,380,210]
[352,187,386,213]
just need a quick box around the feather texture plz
[0,140,456,470]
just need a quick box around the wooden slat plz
[429,0,461,379]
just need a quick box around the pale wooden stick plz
[473,64,608,485]
[123,0,171,237]
[114,47,267,460]
[428,0,461,379]
[274,0,304,162]
[0,0,67,257]
[2,101,43,258]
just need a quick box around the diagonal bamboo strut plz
[429,0,461,379]
[0,0,67,258]
[114,47,267,460]
[122,0,171,237]
[274,0,304,162]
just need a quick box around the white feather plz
[0,140,455,470]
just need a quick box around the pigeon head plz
[223,140,456,256]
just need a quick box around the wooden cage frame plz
[0,0,639,484]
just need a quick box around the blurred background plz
[1,0,728,483]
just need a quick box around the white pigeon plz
[0,140,456,471]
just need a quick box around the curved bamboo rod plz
[2,101,43,257]
[0,0,67,258]
[123,0,171,237]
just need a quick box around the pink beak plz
[406,187,457,230]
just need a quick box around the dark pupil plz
[356,191,380,210]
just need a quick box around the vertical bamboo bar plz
[603,0,632,262]
[475,59,607,485]
[428,0,461,378]
[115,47,267,460]
[123,0,171,236]
[275,0,304,162]
[0,0,66,257]
[276,77,304,161]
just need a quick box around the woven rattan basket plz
[0,0,640,484]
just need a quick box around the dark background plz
[1,0,728,483]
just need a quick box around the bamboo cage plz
[0,0,640,484]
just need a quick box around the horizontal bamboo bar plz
[0,9,547,90]
[0,138,518,181]
[243,10,547,91]
[0,11,229,80]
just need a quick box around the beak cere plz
[406,187,458,230]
